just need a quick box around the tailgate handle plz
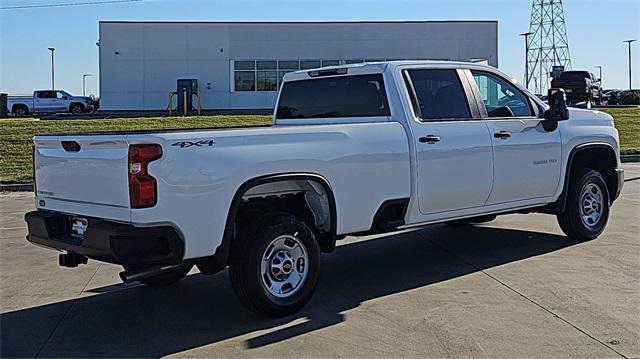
[61,141,81,152]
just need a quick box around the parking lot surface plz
[1,164,639,358]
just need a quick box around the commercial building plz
[98,21,498,111]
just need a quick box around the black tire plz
[13,106,28,116]
[70,103,84,114]
[228,213,320,317]
[123,264,193,286]
[557,169,610,240]
[446,214,497,226]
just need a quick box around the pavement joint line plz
[34,263,103,358]
[423,236,629,359]
[0,226,27,230]
[624,176,640,183]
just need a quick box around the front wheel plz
[70,104,84,114]
[229,213,320,317]
[557,169,610,240]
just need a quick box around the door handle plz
[419,135,441,144]
[493,131,512,139]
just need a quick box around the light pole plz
[82,74,93,96]
[594,65,603,86]
[520,32,533,89]
[47,47,56,90]
[624,40,636,90]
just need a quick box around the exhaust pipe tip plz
[119,271,133,283]
[119,263,190,284]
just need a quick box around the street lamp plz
[47,47,55,90]
[520,32,533,90]
[594,65,603,87]
[624,40,636,90]
[82,74,93,96]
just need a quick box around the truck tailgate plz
[33,135,131,221]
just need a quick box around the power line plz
[0,0,146,10]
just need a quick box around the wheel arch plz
[12,103,28,114]
[197,173,337,275]
[557,142,619,212]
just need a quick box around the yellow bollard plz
[183,89,187,116]
[197,89,202,115]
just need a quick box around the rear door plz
[34,91,56,112]
[33,134,131,221]
[404,68,494,215]
[466,69,561,204]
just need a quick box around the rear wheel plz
[229,213,320,317]
[13,106,28,116]
[557,169,610,240]
[123,264,193,286]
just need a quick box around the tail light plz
[128,144,162,208]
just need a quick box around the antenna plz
[526,0,572,94]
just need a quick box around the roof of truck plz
[283,60,499,82]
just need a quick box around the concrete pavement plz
[1,164,638,358]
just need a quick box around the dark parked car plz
[602,89,622,105]
[551,71,602,106]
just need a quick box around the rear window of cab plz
[276,74,390,119]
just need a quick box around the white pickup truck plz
[25,61,624,316]
[8,90,94,116]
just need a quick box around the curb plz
[0,183,34,192]
[621,155,640,163]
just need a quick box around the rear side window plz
[276,74,390,119]
[406,69,470,120]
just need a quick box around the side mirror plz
[544,88,569,122]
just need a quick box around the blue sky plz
[1,0,638,96]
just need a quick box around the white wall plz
[99,21,498,110]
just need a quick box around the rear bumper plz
[25,210,184,265]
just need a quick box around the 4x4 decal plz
[171,140,215,148]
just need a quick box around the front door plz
[404,68,494,215]
[467,70,562,204]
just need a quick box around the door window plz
[405,69,470,120]
[471,71,534,118]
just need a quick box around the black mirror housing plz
[544,88,570,122]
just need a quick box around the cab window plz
[405,69,470,120]
[471,71,534,118]
[276,74,390,119]
[37,91,55,99]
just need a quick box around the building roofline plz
[99,20,498,25]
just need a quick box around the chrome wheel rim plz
[579,183,604,228]
[260,234,308,298]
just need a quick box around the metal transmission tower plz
[526,0,572,94]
